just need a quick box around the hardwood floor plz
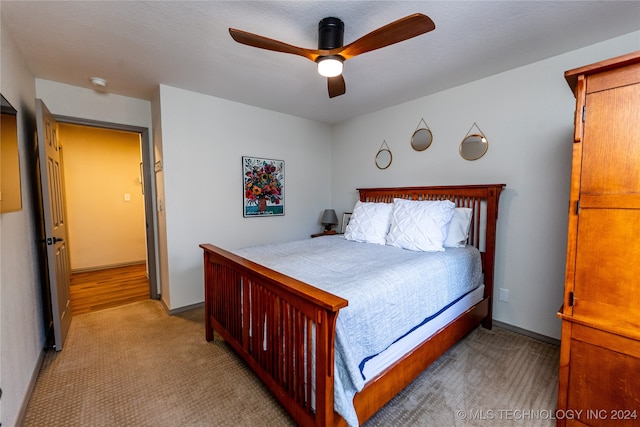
[70,263,150,315]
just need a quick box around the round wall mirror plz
[411,128,433,151]
[375,148,392,169]
[460,134,488,160]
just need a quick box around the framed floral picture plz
[243,156,285,217]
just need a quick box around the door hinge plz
[568,291,574,307]
[575,199,580,215]
[582,105,586,122]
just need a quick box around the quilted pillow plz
[386,198,456,251]
[444,207,473,247]
[344,201,393,245]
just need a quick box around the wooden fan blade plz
[328,75,346,98]
[229,28,322,61]
[336,13,435,60]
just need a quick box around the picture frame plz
[242,156,284,217]
[340,212,352,234]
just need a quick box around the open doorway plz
[56,117,158,314]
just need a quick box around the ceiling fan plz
[229,13,435,98]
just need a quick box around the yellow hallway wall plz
[60,123,146,270]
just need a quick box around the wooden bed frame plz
[200,184,504,426]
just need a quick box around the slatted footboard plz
[200,244,348,426]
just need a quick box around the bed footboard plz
[200,243,348,427]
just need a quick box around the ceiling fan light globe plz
[317,58,343,77]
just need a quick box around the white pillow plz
[344,201,393,245]
[444,208,473,247]
[385,199,456,251]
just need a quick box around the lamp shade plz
[321,209,338,225]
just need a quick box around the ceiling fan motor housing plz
[318,17,344,50]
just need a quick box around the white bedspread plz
[234,235,482,426]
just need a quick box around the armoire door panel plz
[567,337,640,427]
[573,208,640,326]
[581,83,640,195]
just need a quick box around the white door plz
[35,99,72,350]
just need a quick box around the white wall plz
[331,32,640,340]
[0,17,41,427]
[157,85,333,309]
[35,80,153,128]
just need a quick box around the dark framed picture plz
[242,156,284,217]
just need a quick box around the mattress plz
[361,284,484,381]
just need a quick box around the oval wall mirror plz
[411,128,433,151]
[375,148,392,169]
[460,134,488,160]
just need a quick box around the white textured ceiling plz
[2,1,639,124]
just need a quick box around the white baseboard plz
[71,260,146,274]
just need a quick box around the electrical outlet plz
[498,288,510,303]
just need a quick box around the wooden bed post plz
[203,250,214,342]
[313,309,339,426]
[481,185,503,329]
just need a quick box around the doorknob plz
[43,236,64,245]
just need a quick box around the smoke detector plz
[90,77,107,88]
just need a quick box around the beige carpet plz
[21,300,559,427]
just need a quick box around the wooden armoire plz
[557,51,640,426]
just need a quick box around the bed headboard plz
[357,184,505,327]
